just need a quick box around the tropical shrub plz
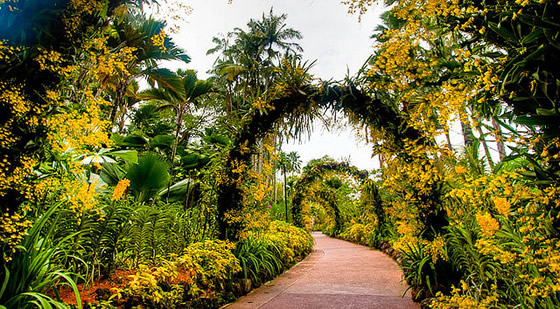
[400,238,460,301]
[52,199,131,284]
[116,262,184,308]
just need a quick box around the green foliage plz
[122,203,204,267]
[126,152,170,203]
[400,241,459,301]
[53,201,131,283]
[233,236,283,285]
[0,204,81,309]
[445,226,498,292]
[482,1,560,138]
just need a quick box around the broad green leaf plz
[105,149,138,164]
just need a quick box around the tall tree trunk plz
[283,167,288,221]
[226,83,233,121]
[111,77,132,130]
[118,106,128,133]
[273,165,277,203]
[474,123,494,168]
[445,127,453,151]
[491,117,506,161]
[167,105,184,199]
[460,115,475,147]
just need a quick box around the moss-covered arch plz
[216,75,426,240]
[290,161,370,230]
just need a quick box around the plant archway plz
[216,62,427,241]
[290,161,370,230]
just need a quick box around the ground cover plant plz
[1,0,559,308]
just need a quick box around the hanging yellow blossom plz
[251,96,275,112]
[151,30,167,53]
[0,212,33,261]
[63,179,99,212]
[454,165,467,174]
[426,234,447,263]
[476,212,500,237]
[492,197,511,216]
[112,178,131,201]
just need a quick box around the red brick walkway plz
[225,232,419,309]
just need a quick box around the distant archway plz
[290,161,369,229]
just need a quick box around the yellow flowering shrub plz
[492,197,511,216]
[244,220,313,265]
[118,262,184,308]
[476,212,500,237]
[339,223,373,244]
[0,1,145,263]
[117,240,241,307]
[183,240,241,292]
[342,0,560,305]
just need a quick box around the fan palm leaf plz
[126,153,170,203]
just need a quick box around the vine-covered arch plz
[290,161,370,229]
[216,70,426,240]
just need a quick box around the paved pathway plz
[226,232,419,309]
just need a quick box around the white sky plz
[162,0,385,171]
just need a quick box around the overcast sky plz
[163,0,385,171]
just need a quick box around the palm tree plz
[139,69,213,180]
[278,151,301,221]
[208,9,303,120]
[103,14,191,131]
[248,9,303,61]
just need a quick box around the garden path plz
[225,232,419,309]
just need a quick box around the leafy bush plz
[121,202,207,267]
[233,236,283,285]
[180,240,241,297]
[53,201,131,283]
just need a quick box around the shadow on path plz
[225,232,419,309]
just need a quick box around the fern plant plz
[122,203,196,267]
[52,200,132,284]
